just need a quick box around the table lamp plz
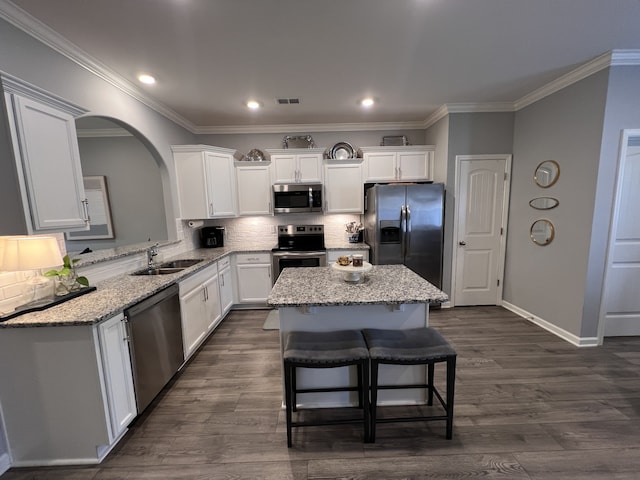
[0,236,64,306]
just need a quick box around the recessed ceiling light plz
[138,74,156,85]
[246,100,261,110]
[360,97,375,108]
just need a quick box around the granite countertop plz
[0,240,373,329]
[0,246,267,329]
[267,264,448,308]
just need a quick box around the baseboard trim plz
[502,301,599,347]
[0,452,10,475]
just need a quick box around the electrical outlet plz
[270,225,277,234]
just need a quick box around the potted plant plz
[44,254,89,296]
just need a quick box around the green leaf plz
[76,276,89,287]
[44,269,59,277]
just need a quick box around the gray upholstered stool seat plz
[283,330,370,447]
[362,327,457,442]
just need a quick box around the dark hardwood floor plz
[4,306,640,479]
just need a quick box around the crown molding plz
[194,121,427,135]
[0,1,197,133]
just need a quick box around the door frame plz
[597,129,640,343]
[451,154,512,307]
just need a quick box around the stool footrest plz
[296,386,360,394]
[376,415,449,424]
[291,417,366,428]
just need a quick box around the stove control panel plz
[278,224,324,236]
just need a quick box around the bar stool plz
[282,329,370,447]
[362,327,457,442]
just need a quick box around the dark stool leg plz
[446,356,456,440]
[291,364,298,412]
[362,359,371,443]
[369,360,379,443]
[356,363,364,409]
[427,362,435,406]
[284,362,294,448]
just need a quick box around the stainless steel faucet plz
[147,243,159,268]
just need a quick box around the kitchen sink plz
[131,259,203,276]
[158,259,203,269]
[131,267,186,276]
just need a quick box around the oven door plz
[271,250,327,284]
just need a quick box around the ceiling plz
[4,0,640,133]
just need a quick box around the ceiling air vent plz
[277,97,300,105]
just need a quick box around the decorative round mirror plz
[530,219,555,246]
[534,160,560,188]
[529,197,559,210]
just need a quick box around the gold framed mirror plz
[534,160,560,188]
[529,197,559,210]
[530,219,555,246]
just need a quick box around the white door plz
[601,132,640,336]
[204,151,237,217]
[453,155,510,306]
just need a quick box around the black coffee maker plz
[199,226,225,248]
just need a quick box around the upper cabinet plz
[360,146,435,183]
[267,148,324,184]
[0,74,90,235]
[235,162,272,216]
[173,145,238,219]
[323,160,364,214]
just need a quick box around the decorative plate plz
[283,135,316,149]
[330,142,355,160]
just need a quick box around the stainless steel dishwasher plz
[124,284,184,413]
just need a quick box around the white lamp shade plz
[0,236,64,272]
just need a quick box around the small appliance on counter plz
[199,226,225,248]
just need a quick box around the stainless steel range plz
[271,224,327,284]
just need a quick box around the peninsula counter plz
[267,264,448,408]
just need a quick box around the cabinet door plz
[12,95,88,231]
[203,273,222,332]
[324,162,363,213]
[175,151,210,219]
[398,150,431,180]
[204,151,237,217]
[218,265,234,315]
[98,313,137,440]
[363,151,397,182]
[236,164,272,215]
[297,153,322,183]
[180,285,208,359]
[236,264,271,303]
[272,154,297,183]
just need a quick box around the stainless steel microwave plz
[273,183,322,214]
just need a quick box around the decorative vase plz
[56,271,81,296]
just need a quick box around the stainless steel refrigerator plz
[364,183,444,288]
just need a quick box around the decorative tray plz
[331,261,372,283]
[0,286,97,322]
[283,135,316,149]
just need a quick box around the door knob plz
[459,241,467,246]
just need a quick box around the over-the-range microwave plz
[273,183,322,214]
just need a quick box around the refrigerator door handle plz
[400,205,407,258]
[406,205,412,252]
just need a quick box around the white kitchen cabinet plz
[173,145,238,219]
[0,314,137,465]
[235,161,272,215]
[218,256,234,316]
[323,160,364,213]
[360,146,435,182]
[179,261,222,360]
[267,148,324,184]
[0,74,90,235]
[97,312,137,441]
[234,252,272,304]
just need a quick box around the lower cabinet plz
[0,314,137,465]
[218,256,234,316]
[234,252,272,304]
[97,313,137,441]
[179,261,222,360]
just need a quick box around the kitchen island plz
[267,264,448,408]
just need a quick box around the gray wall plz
[196,130,427,155]
[425,112,514,294]
[581,65,640,337]
[71,135,168,252]
[504,70,609,338]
